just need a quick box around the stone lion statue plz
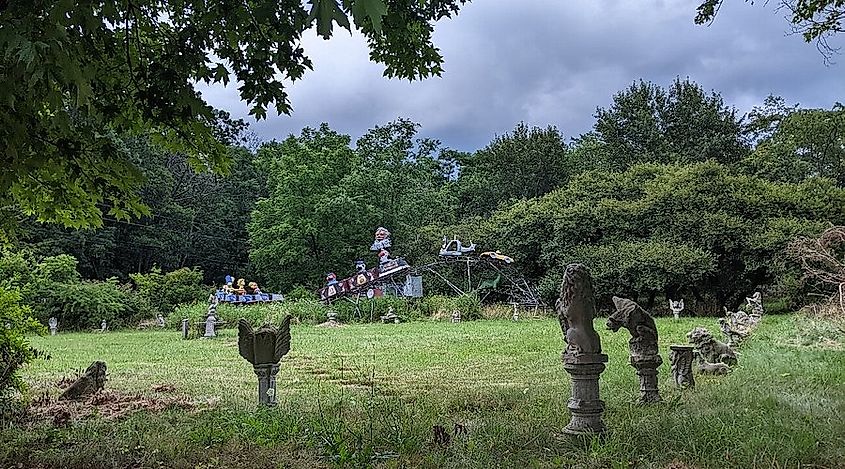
[606,296,659,358]
[556,263,602,357]
[687,326,737,367]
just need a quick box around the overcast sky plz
[199,0,845,152]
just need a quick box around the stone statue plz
[557,264,603,358]
[451,310,461,323]
[370,226,392,251]
[203,313,217,338]
[556,263,608,435]
[687,326,737,367]
[606,296,662,403]
[745,291,763,322]
[181,318,190,340]
[718,310,749,347]
[237,316,292,406]
[156,314,165,328]
[669,345,695,389]
[380,307,400,324]
[59,361,107,400]
[48,317,58,336]
[668,298,684,320]
[100,319,107,332]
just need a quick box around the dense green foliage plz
[249,120,457,291]
[0,0,465,229]
[477,162,844,311]
[9,79,845,316]
[0,286,44,402]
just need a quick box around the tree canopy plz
[0,0,465,230]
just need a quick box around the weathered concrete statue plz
[48,317,58,336]
[668,298,684,320]
[59,361,107,400]
[451,310,461,323]
[718,307,750,347]
[687,326,737,367]
[156,314,165,328]
[745,291,763,323]
[669,345,695,388]
[557,263,608,435]
[100,320,107,332]
[204,296,219,338]
[607,296,662,403]
[237,316,292,406]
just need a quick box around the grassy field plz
[2,314,844,468]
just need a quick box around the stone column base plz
[253,364,280,407]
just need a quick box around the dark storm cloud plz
[199,0,845,152]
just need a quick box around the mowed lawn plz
[4,314,845,468]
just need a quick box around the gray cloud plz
[199,0,845,152]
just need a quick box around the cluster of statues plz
[221,275,262,295]
[557,263,764,435]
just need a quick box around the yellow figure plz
[236,278,246,295]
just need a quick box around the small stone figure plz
[606,296,662,404]
[203,314,217,338]
[237,316,292,406]
[48,317,58,336]
[156,314,165,328]
[557,263,608,435]
[100,320,107,333]
[59,361,107,400]
[451,310,461,323]
[381,307,400,324]
[181,318,190,340]
[355,260,366,273]
[718,308,750,347]
[512,308,520,321]
[668,298,684,320]
[687,326,737,367]
[669,345,695,389]
[326,311,339,325]
[745,291,764,323]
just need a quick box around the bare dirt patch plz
[28,389,199,427]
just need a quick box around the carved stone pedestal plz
[669,345,695,389]
[253,364,280,407]
[181,319,190,340]
[630,355,662,404]
[563,353,608,435]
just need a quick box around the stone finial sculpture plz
[156,314,165,328]
[668,298,684,320]
[557,263,608,435]
[237,316,292,406]
[100,320,107,332]
[48,317,58,336]
[687,327,737,367]
[59,361,107,400]
[669,345,695,389]
[606,296,662,404]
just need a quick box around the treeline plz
[13,78,845,315]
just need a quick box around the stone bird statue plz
[237,315,292,366]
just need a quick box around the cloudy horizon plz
[199,0,845,152]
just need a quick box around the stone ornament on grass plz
[606,296,662,404]
[451,310,461,323]
[59,361,107,401]
[669,345,695,389]
[687,326,737,368]
[746,291,764,322]
[49,317,58,336]
[181,319,190,340]
[156,314,165,328]
[556,263,608,435]
[100,320,107,333]
[237,316,292,406]
[668,298,684,320]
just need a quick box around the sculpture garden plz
[1,297,842,468]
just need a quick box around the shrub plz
[38,279,139,330]
[0,286,45,414]
[131,266,210,314]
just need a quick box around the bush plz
[37,279,139,330]
[0,286,45,411]
[131,266,210,314]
